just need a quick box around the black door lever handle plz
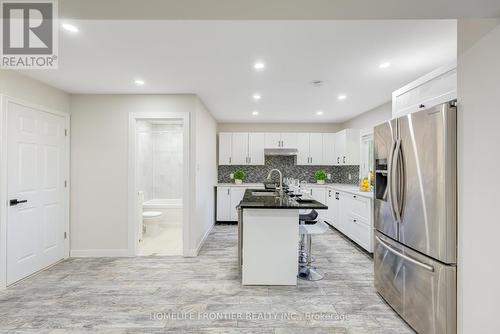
[10,199,27,206]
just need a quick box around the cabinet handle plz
[310,157,313,164]
[229,157,232,164]
[337,157,340,164]
[353,195,357,199]
[419,104,426,109]
[249,157,251,164]
[343,156,346,164]
[227,189,230,195]
[353,219,357,223]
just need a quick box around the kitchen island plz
[237,189,327,285]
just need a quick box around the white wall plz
[0,71,70,112]
[217,122,342,133]
[341,102,392,129]
[190,97,217,254]
[457,19,500,334]
[69,94,197,256]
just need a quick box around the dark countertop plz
[238,189,328,210]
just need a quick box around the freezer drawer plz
[374,232,456,334]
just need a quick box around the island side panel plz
[242,209,299,285]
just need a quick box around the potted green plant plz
[233,169,246,184]
[314,170,327,184]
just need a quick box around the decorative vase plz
[316,180,325,184]
[235,179,243,184]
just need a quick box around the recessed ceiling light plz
[134,79,145,86]
[316,110,324,116]
[61,23,79,33]
[252,94,261,100]
[337,94,347,100]
[379,62,391,69]
[253,62,265,70]
[252,111,259,116]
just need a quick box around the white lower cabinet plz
[217,185,263,221]
[325,187,373,252]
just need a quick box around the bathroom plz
[136,120,183,256]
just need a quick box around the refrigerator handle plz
[375,236,434,272]
[390,139,402,223]
[388,139,399,223]
[397,142,406,220]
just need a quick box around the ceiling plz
[60,0,500,20]
[22,20,457,123]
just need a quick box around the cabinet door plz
[335,130,346,165]
[218,133,232,165]
[309,133,323,165]
[230,188,246,221]
[310,187,327,221]
[265,133,281,148]
[281,133,298,149]
[322,133,335,165]
[248,133,265,165]
[345,129,360,165]
[326,188,336,224]
[231,133,249,165]
[216,187,231,221]
[296,133,310,165]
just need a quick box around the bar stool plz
[299,210,318,264]
[298,221,329,281]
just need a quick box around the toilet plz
[142,211,163,236]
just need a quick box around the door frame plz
[128,111,190,257]
[0,95,70,289]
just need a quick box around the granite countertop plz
[238,189,328,210]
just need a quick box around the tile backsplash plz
[218,155,359,185]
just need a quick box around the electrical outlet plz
[327,173,331,180]
[348,173,352,180]
[229,173,234,179]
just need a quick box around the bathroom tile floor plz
[139,224,183,256]
[0,225,414,333]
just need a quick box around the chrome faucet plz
[267,169,283,196]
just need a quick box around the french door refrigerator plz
[373,102,457,334]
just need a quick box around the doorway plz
[128,112,189,257]
[0,96,70,287]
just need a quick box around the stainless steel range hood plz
[264,148,298,156]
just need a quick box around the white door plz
[216,187,231,221]
[280,133,298,149]
[218,133,232,165]
[308,133,323,165]
[230,187,246,221]
[231,133,248,165]
[7,101,67,285]
[322,133,335,165]
[264,133,281,148]
[248,133,265,165]
[296,133,310,165]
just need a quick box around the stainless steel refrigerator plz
[374,102,457,334]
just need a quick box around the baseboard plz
[185,223,214,257]
[70,248,131,257]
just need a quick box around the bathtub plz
[142,198,183,226]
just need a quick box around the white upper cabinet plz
[296,133,311,165]
[281,133,298,149]
[308,133,323,165]
[264,133,298,148]
[231,132,249,165]
[335,129,360,165]
[393,62,457,118]
[218,132,265,165]
[218,133,232,165]
[322,133,336,165]
[247,133,265,165]
[264,133,281,148]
